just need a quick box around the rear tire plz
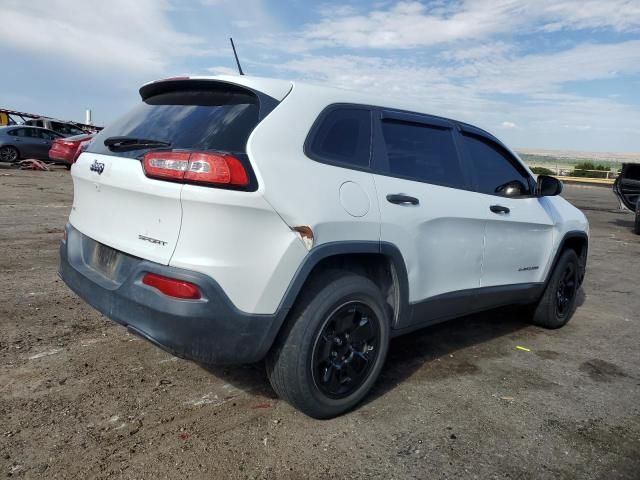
[266,270,390,419]
[0,146,19,163]
[529,249,580,329]
[634,202,640,235]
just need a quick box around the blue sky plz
[1,0,639,152]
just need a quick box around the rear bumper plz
[48,154,73,164]
[58,225,282,364]
[48,148,74,165]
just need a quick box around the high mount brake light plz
[142,151,249,187]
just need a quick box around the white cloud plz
[274,45,640,151]
[300,1,520,49]
[206,66,240,76]
[232,20,255,28]
[0,0,202,76]
[467,40,640,94]
[539,0,640,32]
[277,39,640,114]
[440,42,513,62]
[294,0,640,50]
[2,0,637,151]
[563,124,592,130]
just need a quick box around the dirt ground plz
[1,167,638,479]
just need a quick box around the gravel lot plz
[1,168,638,479]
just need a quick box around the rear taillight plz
[73,139,93,162]
[142,273,201,300]
[52,139,74,148]
[142,151,249,187]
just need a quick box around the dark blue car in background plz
[0,125,63,162]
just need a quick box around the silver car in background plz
[24,117,87,137]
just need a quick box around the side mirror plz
[536,175,563,196]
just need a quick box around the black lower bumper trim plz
[58,225,284,365]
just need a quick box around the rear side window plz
[307,108,371,168]
[461,133,531,196]
[40,130,59,140]
[380,119,464,188]
[88,89,260,159]
[24,128,41,138]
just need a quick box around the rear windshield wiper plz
[104,136,171,152]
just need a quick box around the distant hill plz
[516,148,640,169]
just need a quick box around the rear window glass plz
[307,108,371,168]
[87,89,260,158]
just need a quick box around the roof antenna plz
[229,37,245,76]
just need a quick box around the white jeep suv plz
[59,76,589,418]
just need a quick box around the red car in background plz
[49,133,94,169]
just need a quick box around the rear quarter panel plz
[247,84,381,245]
[170,185,308,314]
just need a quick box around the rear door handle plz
[386,194,419,206]
[490,204,510,214]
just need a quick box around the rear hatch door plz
[71,154,182,264]
[70,80,269,265]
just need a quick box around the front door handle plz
[387,194,419,206]
[490,204,510,214]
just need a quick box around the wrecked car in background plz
[613,163,640,234]
[49,134,95,168]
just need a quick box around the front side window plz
[380,119,464,188]
[307,108,371,168]
[461,133,531,196]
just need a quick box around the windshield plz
[87,89,260,159]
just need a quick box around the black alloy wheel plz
[555,262,577,318]
[0,146,19,163]
[266,271,390,418]
[528,248,580,329]
[311,301,381,399]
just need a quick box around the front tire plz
[266,271,390,419]
[634,202,640,235]
[529,249,580,329]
